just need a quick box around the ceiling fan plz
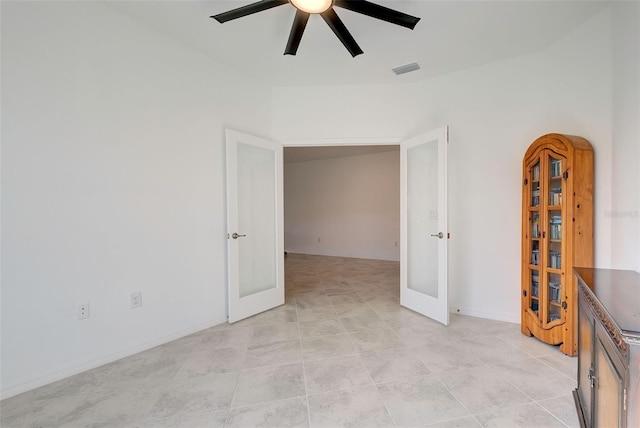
[211,0,421,57]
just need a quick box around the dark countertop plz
[574,267,640,336]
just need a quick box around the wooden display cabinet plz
[521,133,594,356]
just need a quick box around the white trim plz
[281,137,402,147]
[450,307,519,324]
[0,318,225,400]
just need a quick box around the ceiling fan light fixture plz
[211,0,420,56]
[290,0,333,14]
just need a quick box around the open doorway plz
[283,145,401,263]
[225,128,448,325]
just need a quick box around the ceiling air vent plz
[392,62,420,75]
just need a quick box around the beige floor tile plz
[437,366,531,413]
[231,363,305,408]
[308,386,395,428]
[304,355,373,394]
[474,402,566,427]
[301,333,358,361]
[360,346,431,383]
[377,375,470,427]
[1,254,579,428]
[226,397,309,428]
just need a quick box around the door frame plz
[227,133,451,322]
[282,134,449,317]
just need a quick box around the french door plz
[225,127,448,325]
[400,126,449,325]
[225,130,284,323]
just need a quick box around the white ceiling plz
[107,0,610,87]
[106,1,609,163]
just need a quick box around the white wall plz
[0,1,271,398]
[272,8,616,322]
[2,0,637,401]
[611,2,640,271]
[284,150,400,261]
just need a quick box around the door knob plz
[430,232,444,239]
[231,233,246,239]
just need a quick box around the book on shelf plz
[549,282,561,303]
[531,271,540,297]
[550,187,562,205]
[531,213,540,237]
[531,249,539,265]
[532,164,540,181]
[550,159,562,177]
[532,190,540,206]
[550,216,562,239]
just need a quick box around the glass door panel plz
[237,142,277,297]
[226,129,284,323]
[544,154,564,326]
[531,239,540,266]
[548,209,562,270]
[400,127,449,326]
[531,211,540,238]
[547,272,562,323]
[531,161,541,207]
[548,157,563,206]
[407,141,439,298]
[530,269,540,315]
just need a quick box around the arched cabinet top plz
[524,133,593,164]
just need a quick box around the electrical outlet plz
[130,292,142,309]
[77,303,89,320]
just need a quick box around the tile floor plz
[1,254,579,427]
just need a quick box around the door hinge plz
[623,388,627,410]
[524,178,528,186]
[563,171,569,180]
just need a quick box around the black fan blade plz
[320,8,363,57]
[285,10,310,55]
[334,0,420,30]
[211,0,288,23]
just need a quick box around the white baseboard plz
[0,317,227,400]
[449,306,519,324]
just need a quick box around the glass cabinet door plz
[525,152,567,326]
[526,159,541,319]
[545,154,565,326]
[530,269,540,315]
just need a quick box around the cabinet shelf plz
[521,133,593,356]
